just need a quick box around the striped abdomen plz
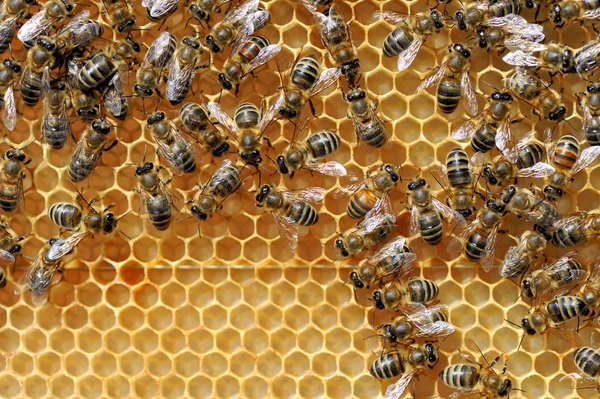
[490,0,521,16]
[471,124,496,154]
[419,211,443,245]
[235,102,260,129]
[370,351,404,379]
[48,203,82,230]
[546,295,585,324]
[237,36,269,65]
[574,347,600,378]
[553,135,580,170]
[446,148,471,187]
[516,143,544,169]
[209,164,241,200]
[307,131,340,160]
[408,278,439,303]
[437,78,461,114]
[466,230,489,261]
[146,194,172,230]
[509,72,541,101]
[321,15,349,45]
[170,141,196,174]
[383,25,414,58]
[551,219,586,248]
[439,364,479,389]
[20,68,43,106]
[285,201,318,226]
[291,55,320,90]
[550,259,583,288]
[358,120,387,148]
[347,188,377,219]
[0,180,21,212]
[77,53,116,91]
[584,117,600,146]
[67,144,101,182]
[42,114,70,149]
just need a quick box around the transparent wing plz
[495,118,513,154]
[501,238,528,278]
[258,95,283,134]
[365,195,393,221]
[560,373,600,390]
[14,255,53,305]
[481,226,498,272]
[542,252,588,290]
[333,177,369,199]
[58,10,96,47]
[417,61,448,92]
[432,197,465,226]
[142,0,151,7]
[366,236,415,277]
[461,70,478,116]
[309,67,341,96]
[591,331,600,349]
[281,187,326,205]
[503,50,543,68]
[581,8,600,20]
[505,129,537,159]
[452,113,484,140]
[104,81,125,117]
[155,125,197,176]
[0,16,19,45]
[300,0,318,16]
[404,303,455,337]
[246,44,281,76]
[144,31,176,68]
[231,19,256,55]
[447,220,477,256]
[587,256,600,286]
[47,232,91,261]
[224,0,258,24]
[570,146,600,176]
[2,86,16,131]
[397,38,422,72]
[166,57,194,102]
[428,161,449,188]
[272,211,299,252]
[505,36,546,52]
[409,204,420,238]
[516,162,555,178]
[363,212,396,233]
[373,10,407,24]
[17,8,52,43]
[305,161,347,177]
[0,249,15,268]
[384,370,417,399]
[150,0,180,18]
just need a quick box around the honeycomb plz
[1,0,600,397]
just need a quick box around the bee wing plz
[309,67,341,97]
[384,370,417,399]
[333,177,369,199]
[516,162,555,178]
[461,69,478,116]
[432,196,466,226]
[246,44,281,76]
[0,249,15,268]
[495,118,514,154]
[224,0,258,24]
[47,232,91,261]
[503,50,543,68]
[591,330,600,349]
[365,195,393,221]
[501,238,529,278]
[207,101,239,140]
[403,303,455,337]
[144,31,177,68]
[281,187,326,205]
[428,161,451,192]
[2,86,16,131]
[581,8,600,20]
[481,226,498,272]
[17,8,52,43]
[142,0,152,6]
[166,56,194,102]
[58,10,96,47]
[300,0,318,15]
[560,373,600,390]
[416,61,449,92]
[373,10,407,24]
[156,125,198,176]
[587,256,600,286]
[149,0,180,18]
[103,83,125,117]
[272,211,299,252]
[505,37,547,53]
[231,19,256,55]
[14,255,55,305]
[305,161,347,177]
[452,113,484,140]
[397,38,423,72]
[363,212,396,233]
[409,204,420,238]
[366,235,412,266]
[505,129,536,159]
[258,95,284,134]
[0,16,20,45]
[569,146,600,176]
[582,100,592,131]
[543,250,586,276]
[447,220,477,256]
[313,4,351,54]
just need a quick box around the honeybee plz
[134,31,177,98]
[370,343,440,399]
[550,212,600,248]
[521,252,586,302]
[17,0,75,45]
[407,175,465,246]
[501,231,548,278]
[0,0,34,54]
[579,257,600,318]
[166,35,209,105]
[573,36,600,76]
[178,102,229,157]
[334,163,399,220]
[561,333,600,392]
[207,98,281,167]
[452,91,514,154]
[448,199,506,271]
[307,2,360,86]
[378,304,455,344]
[544,132,600,201]
[0,58,21,131]
[550,0,600,26]
[14,235,88,305]
[475,14,545,54]
[277,53,340,120]
[67,56,99,120]
[520,295,586,336]
[506,68,567,121]
[429,148,481,219]
[482,130,555,187]
[373,9,445,72]
[188,0,231,25]
[501,185,559,228]
[255,184,325,251]
[348,235,415,290]
[372,277,440,310]
[503,42,575,76]
[0,141,32,213]
[188,159,241,232]
[439,339,513,398]
[100,0,136,33]
[67,119,117,183]
[20,36,55,106]
[579,82,600,146]
[342,87,390,148]
[276,118,346,178]
[454,0,523,31]
[417,42,478,116]
[142,0,180,21]
[335,213,396,258]
[218,35,281,93]
[146,110,197,176]
[53,11,104,61]
[205,0,269,54]
[103,81,129,121]
[0,218,26,287]
[41,79,72,149]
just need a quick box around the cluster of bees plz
[0,0,599,396]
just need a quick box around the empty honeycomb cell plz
[450,304,476,330]
[189,281,215,308]
[464,280,491,306]
[202,352,228,377]
[9,305,33,330]
[339,352,366,378]
[203,304,228,331]
[242,376,269,399]
[365,70,394,96]
[312,352,337,378]
[521,374,548,399]
[549,375,576,399]
[325,327,352,354]
[24,191,46,218]
[118,261,144,285]
[493,326,521,354]
[326,375,352,398]
[118,306,145,331]
[409,96,436,121]
[22,328,46,353]
[133,283,159,309]
[37,351,61,375]
[465,326,492,349]
[160,375,185,399]
[0,329,19,352]
[106,375,129,399]
[284,304,309,331]
[0,375,20,398]
[326,282,352,307]
[10,352,33,376]
[47,281,74,307]
[90,351,117,378]
[215,375,241,399]
[535,351,560,377]
[162,328,186,354]
[77,328,102,354]
[353,375,381,399]
[24,375,47,398]
[133,374,158,399]
[190,329,215,354]
[244,237,269,262]
[271,281,295,308]
[33,165,58,193]
[133,237,158,263]
[438,280,463,306]
[50,375,74,399]
[91,262,117,285]
[105,284,130,308]
[299,327,324,354]
[257,303,283,331]
[215,281,241,308]
[227,351,254,378]
[256,351,282,379]
[118,350,143,377]
[174,305,199,330]
[133,328,159,354]
[147,351,172,377]
[298,281,324,307]
[105,329,130,354]
[174,352,200,378]
[270,328,294,356]
[76,282,102,307]
[90,305,116,331]
[65,351,89,378]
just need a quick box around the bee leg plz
[308,99,316,117]
[263,137,273,148]
[103,140,119,152]
[234,84,240,96]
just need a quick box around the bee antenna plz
[117,228,131,240]
[115,210,132,223]
[143,144,148,162]
[564,117,578,134]
[517,332,525,351]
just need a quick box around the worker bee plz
[579,257,600,318]
[501,184,559,229]
[103,81,129,121]
[14,234,88,305]
[372,276,440,310]
[142,0,180,21]
[501,231,548,279]
[207,98,281,167]
[348,235,415,290]
[370,343,440,399]
[550,0,600,26]
[579,82,600,146]
[561,333,600,392]
[452,91,514,154]
[417,42,478,116]
[378,304,455,344]
[277,53,340,120]
[519,295,586,336]
[134,31,177,98]
[100,0,135,32]
[0,141,32,213]
[166,35,209,105]
[17,0,75,45]
[334,163,399,220]
[307,2,360,86]
[20,36,55,106]
[53,11,104,62]
[255,184,325,251]
[0,58,21,131]
[188,0,231,25]
[146,110,197,175]
[550,212,600,248]
[429,148,481,219]
[67,119,117,183]
[178,102,229,157]
[439,339,513,398]
[218,35,281,93]
[454,0,523,32]
[373,9,445,72]
[506,68,567,121]
[482,130,555,187]
[205,0,270,54]
[342,87,390,148]
[448,199,506,271]
[42,79,72,149]
[188,159,242,233]
[573,36,600,76]
[276,117,346,178]
[407,175,465,246]
[67,56,99,120]
[0,218,26,287]
[335,213,396,258]
[475,14,545,54]
[503,41,576,76]
[544,132,600,201]
[0,0,34,54]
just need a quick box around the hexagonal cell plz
[119,350,144,376]
[10,352,33,376]
[174,352,200,378]
[37,351,61,376]
[133,375,158,399]
[50,375,74,399]
[24,375,47,398]
[22,328,46,353]
[65,351,89,377]
[148,306,173,331]
[91,351,117,377]
[190,329,215,354]
[132,328,159,354]
[90,305,116,331]
[106,375,130,399]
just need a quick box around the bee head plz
[430,10,444,30]
[454,11,467,30]
[486,199,506,213]
[183,36,201,50]
[147,111,165,125]
[92,119,111,134]
[341,60,360,84]
[521,278,534,299]
[382,324,396,341]
[349,271,364,289]
[255,184,272,204]
[218,73,233,90]
[384,164,400,182]
[408,178,426,191]
[79,107,99,119]
[549,106,566,121]
[135,162,154,176]
[4,59,21,73]
[335,239,349,257]
[543,185,563,200]
[491,91,512,102]
[551,4,562,23]
[37,36,56,51]
[205,35,220,53]
[276,155,289,174]
[126,36,141,53]
[10,243,21,255]
[347,88,366,102]
[63,0,74,12]
[588,84,600,93]
[190,205,208,220]
[372,290,385,310]
[103,213,117,234]
[477,29,487,48]
[425,343,439,367]
[483,166,498,186]
[501,185,517,204]
[189,4,208,20]
[118,19,136,33]
[453,43,471,58]
[521,317,536,335]
[134,84,153,98]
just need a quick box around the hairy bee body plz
[446,147,471,185]
[77,53,116,91]
[103,0,136,32]
[522,257,584,300]
[373,278,439,310]
[134,162,173,231]
[42,82,71,149]
[551,213,600,248]
[0,146,30,212]
[345,88,388,148]
[67,119,115,182]
[507,70,566,121]
[335,214,395,258]
[580,83,600,146]
[278,130,341,176]
[21,38,57,106]
[521,295,586,335]
[370,343,439,382]
[440,363,513,397]
[179,102,229,157]
[257,187,319,226]
[218,36,277,91]
[574,347,600,379]
[48,203,82,230]
[346,164,399,220]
